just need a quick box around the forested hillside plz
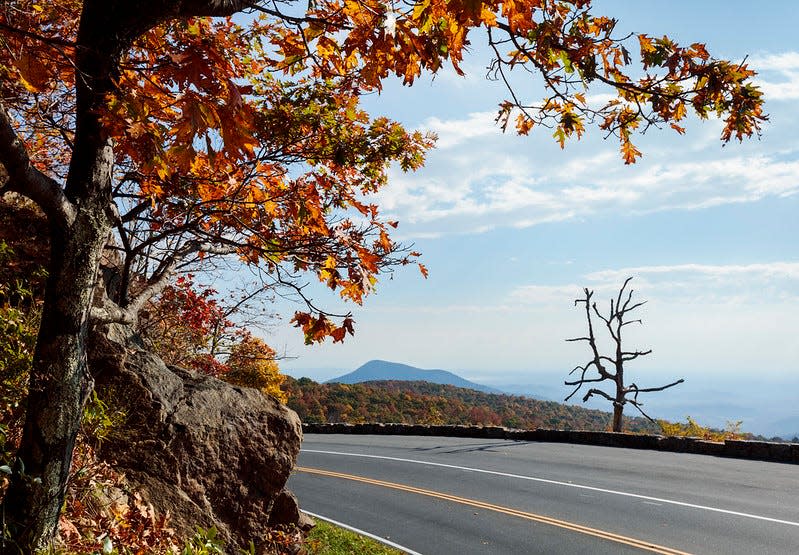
[284,378,662,433]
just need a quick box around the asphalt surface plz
[288,434,799,555]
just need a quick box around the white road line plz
[303,449,799,528]
[302,509,425,555]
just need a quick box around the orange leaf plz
[14,51,50,92]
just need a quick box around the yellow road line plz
[296,466,693,555]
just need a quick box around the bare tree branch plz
[621,349,652,361]
[565,336,591,343]
[627,398,656,424]
[627,379,684,395]
[582,388,616,403]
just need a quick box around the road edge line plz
[302,509,425,555]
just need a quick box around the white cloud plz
[382,140,799,235]
[749,52,799,72]
[509,262,799,307]
[419,111,501,149]
[750,51,799,101]
[758,78,799,101]
[510,262,799,309]
[585,93,619,107]
[509,283,584,305]
[561,185,640,204]
[375,50,799,237]
[587,262,799,281]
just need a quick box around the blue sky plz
[269,0,799,411]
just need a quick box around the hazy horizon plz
[282,359,799,438]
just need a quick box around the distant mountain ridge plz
[327,360,503,394]
[283,378,662,434]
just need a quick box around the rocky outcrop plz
[89,325,304,551]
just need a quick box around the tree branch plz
[130,0,273,21]
[621,349,652,361]
[90,240,236,325]
[0,21,76,48]
[0,102,76,228]
[627,378,684,395]
[626,398,656,424]
[582,388,616,403]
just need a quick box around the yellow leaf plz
[480,7,497,27]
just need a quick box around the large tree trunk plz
[1,3,117,548]
[2,203,110,551]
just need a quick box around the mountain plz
[284,378,661,434]
[327,360,503,394]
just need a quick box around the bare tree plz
[565,277,683,432]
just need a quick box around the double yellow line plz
[296,466,692,555]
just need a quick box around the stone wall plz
[302,423,799,464]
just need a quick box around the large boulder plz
[88,325,304,551]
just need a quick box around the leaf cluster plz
[274,0,766,163]
[0,198,47,417]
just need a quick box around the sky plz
[264,1,799,429]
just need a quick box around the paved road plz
[288,434,799,554]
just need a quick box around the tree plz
[138,275,234,373]
[137,275,288,390]
[224,334,287,403]
[565,277,683,432]
[137,274,260,376]
[0,0,765,550]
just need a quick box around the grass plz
[304,518,404,555]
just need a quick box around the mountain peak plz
[327,360,502,394]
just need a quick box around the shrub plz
[658,416,746,441]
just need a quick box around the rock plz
[268,490,315,531]
[88,325,304,551]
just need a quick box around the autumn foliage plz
[138,275,233,376]
[225,334,287,403]
[657,416,747,442]
[283,378,663,433]
[139,275,287,400]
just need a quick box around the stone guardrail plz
[302,422,799,464]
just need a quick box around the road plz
[288,434,799,554]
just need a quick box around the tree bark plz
[2,204,110,551]
[613,343,624,432]
[1,1,118,549]
[612,402,623,433]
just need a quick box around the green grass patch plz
[305,518,404,555]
